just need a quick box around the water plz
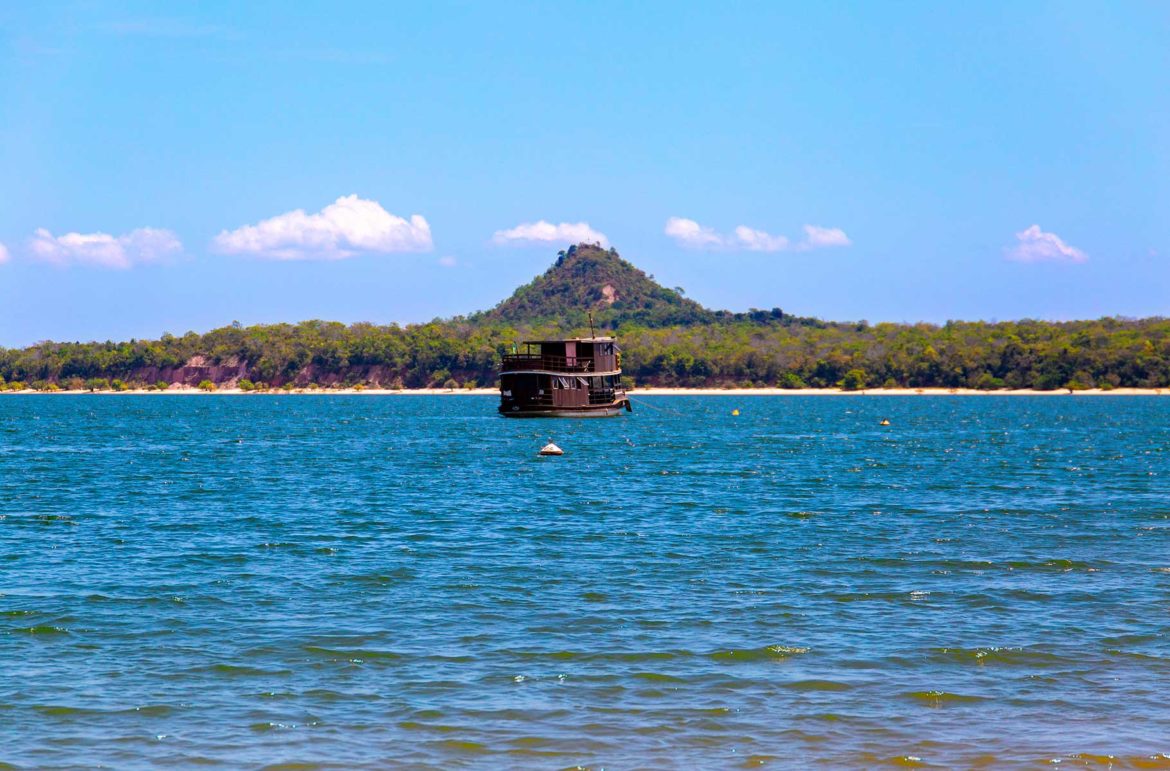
[2,395,1169,769]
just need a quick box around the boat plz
[498,336,632,417]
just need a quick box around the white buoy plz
[539,442,563,456]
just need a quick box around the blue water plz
[2,395,1170,768]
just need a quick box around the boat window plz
[505,374,540,392]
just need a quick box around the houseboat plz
[498,337,632,417]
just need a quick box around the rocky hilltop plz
[474,243,717,329]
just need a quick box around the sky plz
[1,1,1168,346]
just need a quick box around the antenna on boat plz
[588,311,595,339]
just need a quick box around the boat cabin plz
[499,337,630,417]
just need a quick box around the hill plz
[473,243,718,329]
[1,243,1169,392]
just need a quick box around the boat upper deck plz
[500,338,620,375]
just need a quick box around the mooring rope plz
[627,394,690,417]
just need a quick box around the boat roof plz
[522,337,615,344]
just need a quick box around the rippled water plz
[2,395,1170,768]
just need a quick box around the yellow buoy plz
[879,419,890,426]
[732,409,740,416]
[538,442,564,456]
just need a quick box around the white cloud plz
[0,242,9,264]
[438,255,457,268]
[1006,224,1087,264]
[665,217,724,249]
[799,225,852,249]
[213,194,432,260]
[667,217,851,253]
[492,220,608,247]
[734,226,789,252]
[28,227,181,268]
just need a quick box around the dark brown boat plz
[498,336,631,417]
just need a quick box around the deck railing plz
[500,353,617,374]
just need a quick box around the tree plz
[779,372,806,389]
[839,369,868,391]
[2,245,1170,392]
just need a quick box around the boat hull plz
[499,400,629,418]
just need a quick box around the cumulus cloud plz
[799,225,852,249]
[665,217,724,249]
[734,226,789,252]
[492,220,608,247]
[213,194,432,260]
[0,242,9,264]
[28,227,181,268]
[666,217,851,253]
[1006,224,1087,264]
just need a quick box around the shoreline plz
[632,387,1168,396]
[1,387,1166,396]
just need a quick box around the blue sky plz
[1,1,1167,346]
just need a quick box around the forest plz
[2,244,1168,391]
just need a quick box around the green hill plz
[2,242,1169,392]
[473,243,717,329]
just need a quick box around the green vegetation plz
[474,243,719,328]
[779,373,807,389]
[839,369,867,391]
[1,243,1169,391]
